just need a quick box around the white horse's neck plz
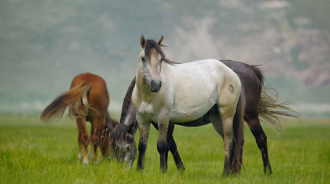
[135,67,154,101]
[135,62,171,102]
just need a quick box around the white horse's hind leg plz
[217,83,241,175]
[221,113,235,176]
[209,114,224,139]
[210,104,235,176]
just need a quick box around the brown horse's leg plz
[247,116,272,174]
[100,130,111,158]
[91,118,102,164]
[77,117,89,164]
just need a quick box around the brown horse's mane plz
[144,39,176,65]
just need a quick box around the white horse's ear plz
[160,43,168,47]
[140,35,146,48]
[158,35,164,45]
[158,35,168,47]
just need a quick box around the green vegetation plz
[0,115,329,183]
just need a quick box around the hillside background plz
[1,0,329,117]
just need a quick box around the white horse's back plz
[166,59,240,123]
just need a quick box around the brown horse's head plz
[110,123,137,167]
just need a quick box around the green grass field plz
[0,115,329,184]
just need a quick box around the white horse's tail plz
[231,86,245,174]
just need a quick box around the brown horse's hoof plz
[83,158,89,165]
[78,153,82,160]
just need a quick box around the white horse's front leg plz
[157,109,170,173]
[136,115,151,170]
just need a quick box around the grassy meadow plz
[0,115,329,183]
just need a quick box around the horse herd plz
[40,35,296,176]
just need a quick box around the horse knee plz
[79,134,89,145]
[90,135,100,146]
[157,140,168,154]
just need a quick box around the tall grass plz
[0,116,329,183]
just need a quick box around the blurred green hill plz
[0,0,329,117]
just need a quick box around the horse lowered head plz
[138,35,169,93]
[110,123,137,168]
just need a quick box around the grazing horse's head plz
[138,35,173,93]
[110,123,137,167]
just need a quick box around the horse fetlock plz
[177,162,185,171]
[138,142,147,153]
[264,164,272,174]
[157,140,168,154]
[83,157,89,165]
[78,153,82,160]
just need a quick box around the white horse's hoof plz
[83,158,89,165]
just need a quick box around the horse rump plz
[40,83,91,122]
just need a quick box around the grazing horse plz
[40,73,117,164]
[131,35,245,175]
[110,38,297,174]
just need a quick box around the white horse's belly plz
[169,98,216,123]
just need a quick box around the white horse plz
[132,35,245,175]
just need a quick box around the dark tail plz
[250,66,298,129]
[259,88,298,130]
[231,87,245,174]
[40,83,92,122]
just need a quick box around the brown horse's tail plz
[231,86,245,174]
[40,83,91,122]
[258,87,298,130]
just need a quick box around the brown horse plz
[111,60,297,174]
[40,73,118,164]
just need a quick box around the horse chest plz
[136,101,158,121]
[138,101,154,114]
